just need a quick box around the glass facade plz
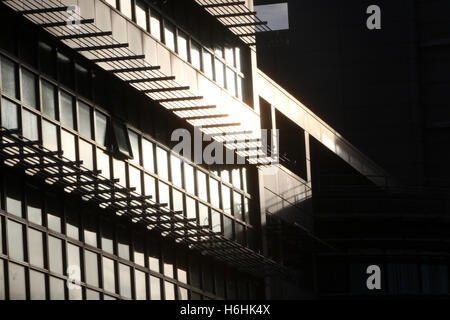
[0,32,259,300]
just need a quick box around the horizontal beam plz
[156,96,203,103]
[0,140,40,148]
[20,6,70,15]
[201,122,241,129]
[109,66,161,73]
[73,43,129,51]
[126,76,175,84]
[58,31,113,40]
[170,105,216,112]
[206,130,253,137]
[182,114,228,121]
[143,86,189,93]
[38,18,94,28]
[215,11,256,18]
[226,21,268,28]
[201,1,245,8]
[91,55,145,63]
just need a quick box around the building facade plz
[0,0,397,300]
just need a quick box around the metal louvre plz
[0,127,286,276]
[195,0,271,46]
[2,0,277,165]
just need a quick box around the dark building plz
[256,0,450,297]
[1,0,446,301]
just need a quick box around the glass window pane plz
[95,112,108,146]
[199,203,209,226]
[1,98,18,130]
[184,163,195,194]
[22,110,38,141]
[225,47,235,66]
[156,147,168,180]
[86,290,100,300]
[66,205,80,240]
[163,249,174,278]
[46,196,62,232]
[177,255,187,284]
[164,281,175,300]
[172,189,183,212]
[105,0,116,7]
[78,102,92,139]
[48,236,63,274]
[144,174,156,198]
[222,185,231,214]
[117,226,130,260]
[42,80,57,119]
[26,187,42,225]
[61,130,76,161]
[21,69,37,109]
[119,264,132,299]
[57,52,73,87]
[212,210,222,233]
[112,121,131,157]
[29,270,46,300]
[226,68,236,96]
[149,276,161,300]
[216,271,225,298]
[8,263,26,300]
[235,47,241,71]
[28,228,44,268]
[120,0,132,19]
[242,168,248,192]
[148,243,160,273]
[85,250,99,287]
[101,219,114,254]
[142,139,155,172]
[237,76,243,100]
[158,182,170,206]
[233,191,243,220]
[186,197,196,220]
[221,170,230,183]
[0,218,2,255]
[150,12,161,41]
[49,277,65,300]
[215,46,223,57]
[129,166,142,194]
[103,257,116,293]
[43,120,58,151]
[178,287,188,300]
[6,180,22,217]
[60,91,75,129]
[244,198,250,223]
[7,220,24,261]
[79,140,94,170]
[133,233,145,266]
[136,1,148,30]
[224,215,233,239]
[214,59,225,87]
[83,212,98,247]
[232,169,241,189]
[129,130,140,166]
[1,57,17,98]
[177,32,188,60]
[97,149,110,179]
[170,154,182,187]
[190,260,201,288]
[67,244,81,273]
[197,171,208,201]
[164,23,175,51]
[135,270,147,300]
[0,260,5,300]
[236,223,245,245]
[202,51,213,78]
[75,63,91,98]
[113,158,126,186]
[204,267,213,293]
[38,41,55,77]
[209,178,220,208]
[190,42,201,70]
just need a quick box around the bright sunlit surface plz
[255,2,289,31]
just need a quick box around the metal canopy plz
[195,0,272,46]
[0,127,286,277]
[3,0,277,166]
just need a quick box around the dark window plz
[128,130,140,166]
[101,219,114,254]
[95,112,108,147]
[21,69,38,109]
[133,233,145,267]
[46,195,62,233]
[57,52,73,88]
[26,187,42,225]
[1,57,18,98]
[78,102,93,139]
[66,204,80,240]
[223,215,233,240]
[6,179,22,218]
[112,121,132,159]
[1,98,19,130]
[41,80,57,119]
[75,63,91,98]
[83,212,98,247]
[38,41,55,77]
[60,91,75,129]
[117,226,130,260]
